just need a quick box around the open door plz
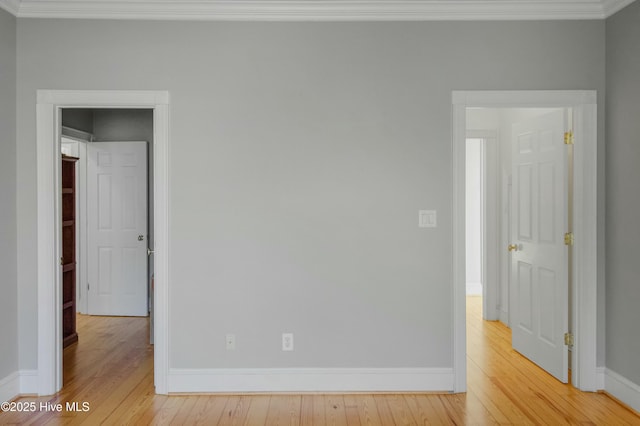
[87,141,148,317]
[510,110,569,383]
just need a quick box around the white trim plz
[76,140,88,314]
[36,102,63,396]
[602,0,637,16]
[0,372,20,403]
[0,370,38,403]
[36,90,170,396]
[571,102,599,391]
[605,368,640,413]
[3,0,625,21]
[61,126,93,142]
[452,98,467,393]
[37,90,169,106]
[168,368,454,393]
[152,104,170,395]
[596,366,605,390]
[0,0,19,15]
[452,90,598,392]
[19,370,38,395]
[452,90,597,107]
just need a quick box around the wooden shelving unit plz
[62,155,79,348]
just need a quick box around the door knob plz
[508,244,518,252]
[147,248,155,256]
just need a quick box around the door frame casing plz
[36,90,170,395]
[451,90,598,392]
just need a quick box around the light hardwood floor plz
[2,297,638,425]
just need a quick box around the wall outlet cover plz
[282,333,294,351]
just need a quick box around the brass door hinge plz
[564,232,574,246]
[564,332,574,346]
[564,131,574,145]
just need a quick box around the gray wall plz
[93,109,153,143]
[606,2,640,385]
[0,8,18,380]
[16,19,605,370]
[62,108,94,134]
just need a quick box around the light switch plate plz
[419,210,437,228]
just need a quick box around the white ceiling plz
[0,0,636,21]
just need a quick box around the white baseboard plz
[466,282,482,296]
[596,366,605,390]
[498,309,509,327]
[605,368,640,413]
[168,368,454,393]
[0,371,20,403]
[0,370,39,403]
[19,370,38,395]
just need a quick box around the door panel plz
[88,141,148,316]
[511,110,568,383]
[517,164,533,240]
[516,261,533,332]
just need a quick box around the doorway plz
[62,108,154,318]
[466,107,571,383]
[452,90,598,393]
[35,90,170,395]
[59,108,154,386]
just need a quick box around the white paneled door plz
[510,110,569,383]
[87,142,148,316]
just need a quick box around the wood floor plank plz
[371,395,396,425]
[403,394,437,426]
[266,395,301,426]
[107,372,157,424]
[300,395,326,426]
[2,298,639,425]
[457,388,500,425]
[324,395,348,426]
[217,396,250,426]
[414,396,455,425]
[163,393,200,425]
[466,359,531,425]
[151,394,188,425]
[187,396,230,425]
[344,394,381,426]
[240,395,270,426]
[384,394,416,425]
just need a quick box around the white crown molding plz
[602,0,637,15]
[0,0,20,15]
[2,0,634,21]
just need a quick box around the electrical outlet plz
[226,334,236,350]
[282,333,294,351]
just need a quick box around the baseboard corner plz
[596,366,605,390]
[604,368,640,414]
[0,371,20,404]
